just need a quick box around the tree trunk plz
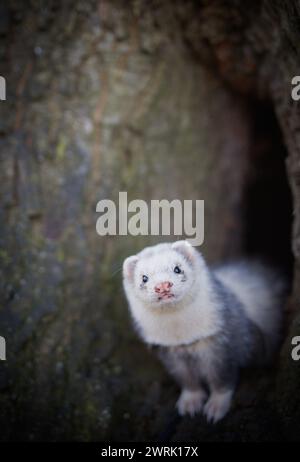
[0,0,299,441]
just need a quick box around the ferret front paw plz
[203,389,233,424]
[176,389,207,417]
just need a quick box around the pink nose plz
[155,281,173,293]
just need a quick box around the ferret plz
[123,241,286,423]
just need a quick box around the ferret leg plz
[176,387,208,417]
[159,352,207,417]
[203,387,234,423]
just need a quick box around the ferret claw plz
[176,389,207,417]
[203,389,233,424]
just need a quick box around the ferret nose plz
[154,281,173,293]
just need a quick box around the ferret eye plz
[174,266,181,274]
[142,275,148,283]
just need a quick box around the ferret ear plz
[123,255,139,280]
[172,240,196,263]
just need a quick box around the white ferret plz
[123,241,286,423]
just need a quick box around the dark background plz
[0,0,300,441]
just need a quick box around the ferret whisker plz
[112,265,123,276]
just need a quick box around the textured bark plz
[0,0,299,441]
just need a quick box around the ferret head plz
[123,241,204,307]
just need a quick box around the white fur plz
[214,261,283,358]
[123,241,223,346]
[177,389,208,417]
[203,389,233,423]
